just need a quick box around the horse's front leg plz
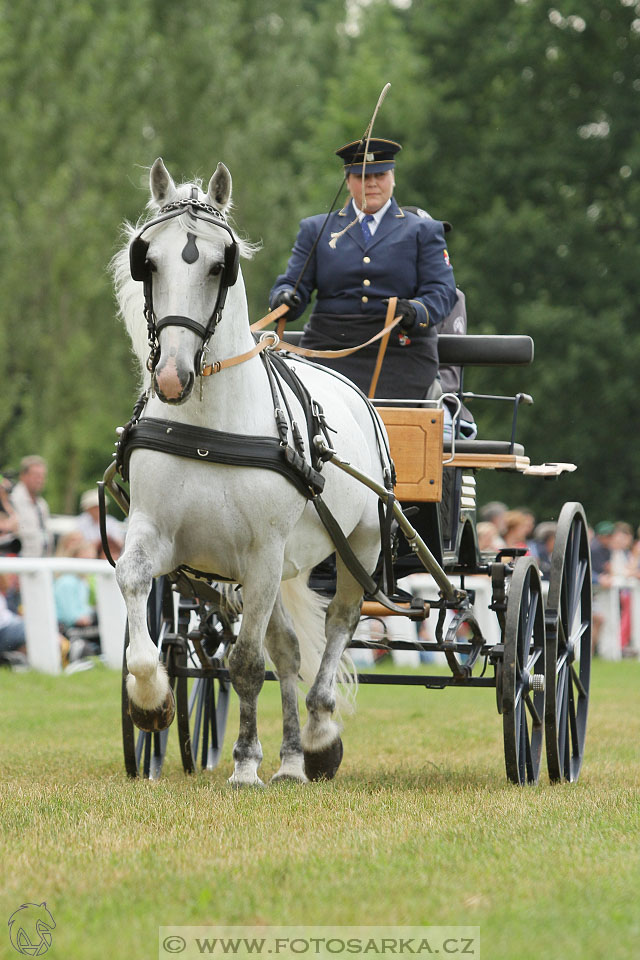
[265,592,307,784]
[228,561,282,788]
[116,518,175,732]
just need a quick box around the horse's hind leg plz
[116,522,175,732]
[302,560,364,781]
[265,594,307,784]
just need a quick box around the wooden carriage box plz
[376,406,443,502]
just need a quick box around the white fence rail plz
[1,560,638,674]
[0,557,127,673]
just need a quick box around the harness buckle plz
[259,331,280,351]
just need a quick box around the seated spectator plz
[76,488,126,561]
[54,533,100,660]
[591,521,614,587]
[590,521,614,654]
[0,573,27,667]
[0,473,21,555]
[502,510,532,553]
[10,455,53,557]
[530,521,557,580]
[476,521,505,554]
[478,501,508,539]
[515,507,536,544]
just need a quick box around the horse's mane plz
[110,179,260,383]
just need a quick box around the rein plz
[200,299,402,377]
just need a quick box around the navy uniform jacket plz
[270,197,457,398]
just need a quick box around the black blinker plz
[130,237,151,282]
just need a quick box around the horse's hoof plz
[128,688,175,732]
[270,771,308,785]
[303,737,343,781]
[227,776,266,790]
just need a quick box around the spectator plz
[609,522,634,576]
[10,456,53,557]
[0,472,21,555]
[478,501,508,538]
[0,573,27,668]
[54,532,100,661]
[75,488,125,561]
[476,521,505,554]
[610,522,634,652]
[590,521,614,587]
[590,521,614,654]
[515,507,536,543]
[530,521,557,580]
[502,510,532,553]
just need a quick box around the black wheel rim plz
[545,503,592,783]
[122,577,174,779]
[503,557,546,785]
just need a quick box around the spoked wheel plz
[502,557,546,785]
[545,502,592,783]
[122,577,175,779]
[174,603,232,774]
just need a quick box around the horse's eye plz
[209,262,223,276]
[147,259,157,273]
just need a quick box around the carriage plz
[104,159,592,789]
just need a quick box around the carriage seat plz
[443,439,524,456]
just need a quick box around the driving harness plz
[107,196,404,609]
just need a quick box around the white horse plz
[112,158,388,786]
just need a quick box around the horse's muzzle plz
[153,358,195,404]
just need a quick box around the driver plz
[269,137,457,401]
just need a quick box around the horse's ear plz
[150,158,177,205]
[207,162,232,213]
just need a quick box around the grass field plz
[0,659,638,960]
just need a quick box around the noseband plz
[129,190,240,373]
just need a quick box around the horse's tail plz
[279,573,357,715]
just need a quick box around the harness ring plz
[259,331,280,350]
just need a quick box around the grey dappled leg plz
[301,560,362,779]
[116,532,174,729]
[266,595,307,783]
[227,565,281,788]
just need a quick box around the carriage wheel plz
[502,557,546,785]
[174,605,232,774]
[545,503,592,783]
[122,577,175,779]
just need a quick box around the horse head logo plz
[7,902,56,956]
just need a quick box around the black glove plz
[383,298,418,332]
[271,289,301,313]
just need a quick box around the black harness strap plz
[97,481,117,569]
[119,416,325,499]
[266,352,333,470]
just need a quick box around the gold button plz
[363,279,371,287]
[361,296,369,303]
[363,256,371,263]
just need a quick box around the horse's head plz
[130,158,240,404]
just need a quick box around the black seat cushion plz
[443,439,525,456]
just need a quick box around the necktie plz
[361,213,375,246]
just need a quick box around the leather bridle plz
[129,191,240,373]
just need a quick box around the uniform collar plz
[350,197,392,226]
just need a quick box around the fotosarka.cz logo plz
[7,902,56,956]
